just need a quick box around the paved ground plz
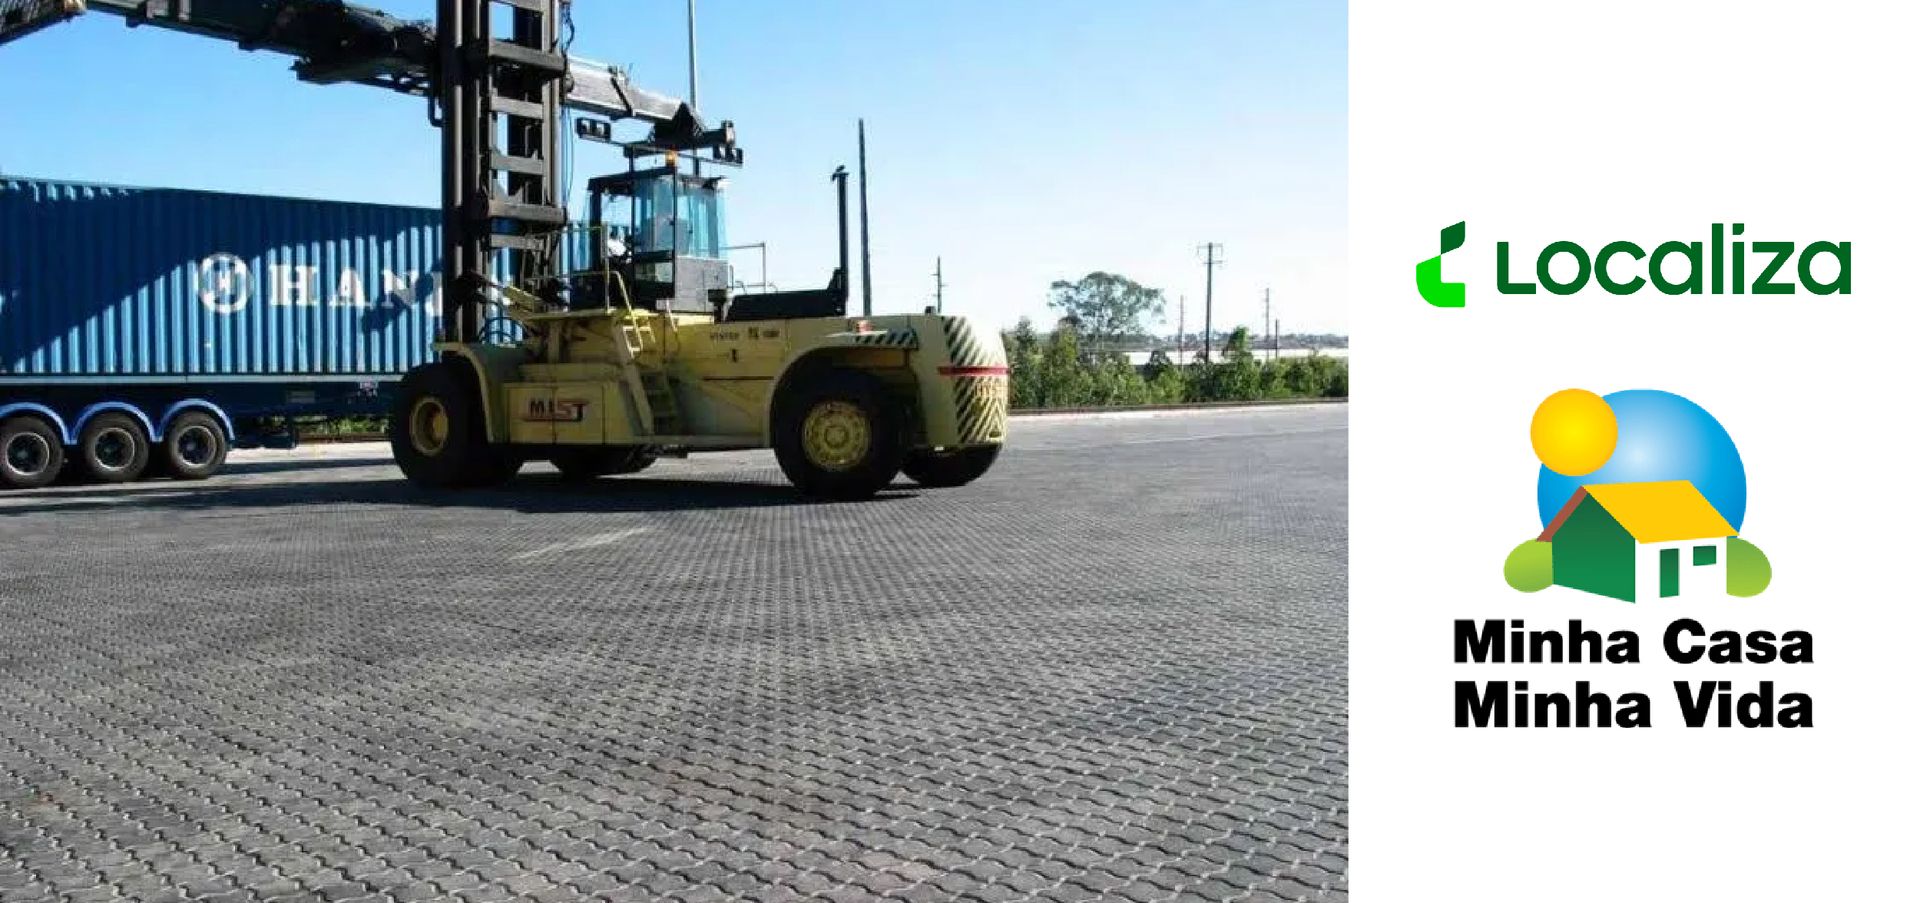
[0,405,1348,903]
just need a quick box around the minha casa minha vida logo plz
[1451,389,1812,730]
[1417,222,1849,306]
[1505,388,1768,602]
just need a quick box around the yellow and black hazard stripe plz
[934,316,1009,444]
[938,315,1008,368]
[951,375,1009,444]
[849,328,919,348]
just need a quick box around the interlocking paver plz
[2,406,1347,901]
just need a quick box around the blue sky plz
[0,1,1345,334]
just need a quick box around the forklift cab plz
[570,150,851,322]
[574,162,729,312]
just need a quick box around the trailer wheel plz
[550,447,655,480]
[391,363,518,488]
[773,368,903,500]
[160,411,229,480]
[78,413,150,484]
[0,416,65,490]
[901,444,1001,488]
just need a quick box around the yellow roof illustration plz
[1582,480,1735,543]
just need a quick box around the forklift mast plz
[0,0,739,340]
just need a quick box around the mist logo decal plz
[1416,221,1466,308]
[524,397,590,423]
[1503,389,1772,602]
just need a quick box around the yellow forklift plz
[397,148,1009,498]
[2,0,1007,499]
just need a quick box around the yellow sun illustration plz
[1530,388,1617,476]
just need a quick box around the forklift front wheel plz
[391,363,518,488]
[773,368,903,500]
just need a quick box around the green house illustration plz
[1538,480,1735,602]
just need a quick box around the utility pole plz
[858,119,873,316]
[1263,286,1272,361]
[932,257,946,313]
[1197,243,1224,360]
[686,0,700,178]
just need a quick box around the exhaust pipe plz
[831,165,850,306]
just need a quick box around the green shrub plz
[1000,320,1348,409]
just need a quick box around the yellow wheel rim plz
[801,400,871,472]
[409,396,451,457]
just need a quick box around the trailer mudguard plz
[0,402,72,444]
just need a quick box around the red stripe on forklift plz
[937,366,1009,376]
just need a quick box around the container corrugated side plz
[0,177,444,379]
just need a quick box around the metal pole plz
[934,256,945,313]
[687,0,700,178]
[1198,243,1222,360]
[1263,286,1271,361]
[1203,254,1212,360]
[832,167,850,306]
[858,119,873,317]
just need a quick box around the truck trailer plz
[0,175,453,487]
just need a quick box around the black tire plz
[390,362,519,488]
[772,368,903,500]
[550,447,653,480]
[77,412,150,484]
[0,416,65,490]
[901,444,1001,488]
[160,411,229,480]
[621,449,658,474]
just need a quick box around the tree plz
[1046,272,1165,352]
[1197,327,1262,401]
[1004,318,1043,409]
[1036,321,1092,407]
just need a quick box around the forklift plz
[0,0,1007,498]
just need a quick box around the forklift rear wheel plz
[391,363,519,488]
[773,368,903,500]
[78,413,151,484]
[901,444,1001,488]
[550,447,655,480]
[0,416,64,490]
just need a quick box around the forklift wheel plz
[391,363,519,488]
[772,368,903,500]
[550,447,655,480]
[901,444,1001,488]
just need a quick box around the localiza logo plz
[1502,389,1772,601]
[1415,221,1466,308]
[1418,221,1849,306]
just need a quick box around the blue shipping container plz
[0,176,467,487]
[0,176,444,378]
